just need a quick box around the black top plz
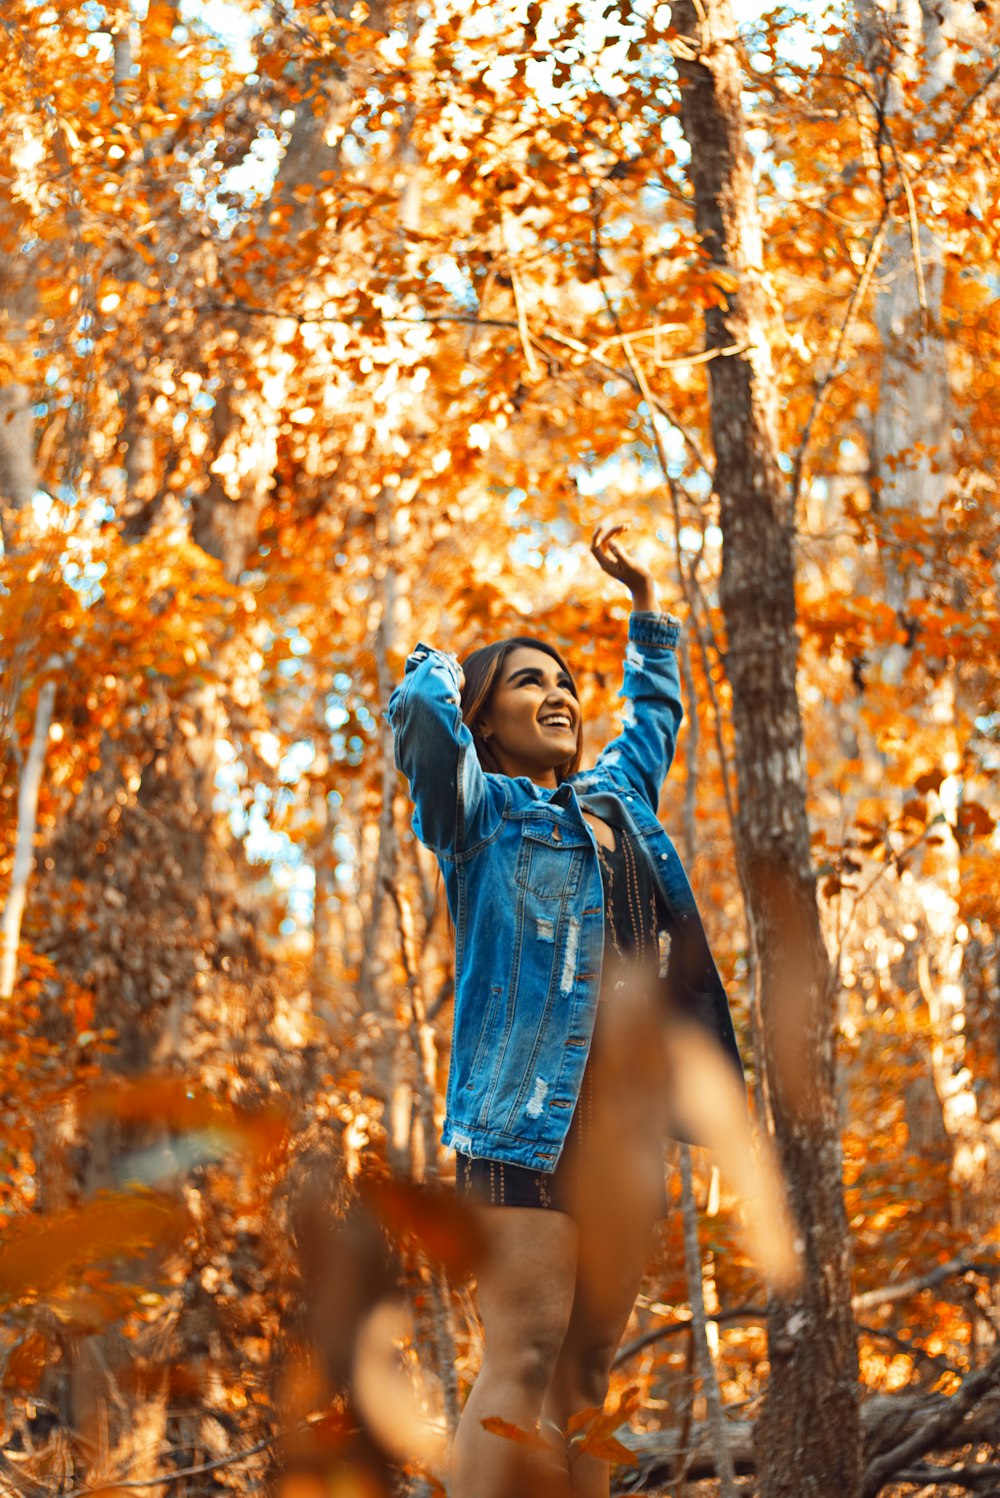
[594,822,664,985]
[585,809,718,1013]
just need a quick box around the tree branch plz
[615,1253,1000,1368]
[891,1465,1000,1491]
[20,1433,280,1498]
[791,54,1000,508]
[862,1348,1000,1498]
[853,1254,1000,1313]
[199,297,721,477]
[790,212,889,509]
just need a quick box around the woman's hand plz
[590,521,658,612]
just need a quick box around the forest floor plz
[620,1451,1000,1498]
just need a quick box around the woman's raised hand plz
[590,521,658,611]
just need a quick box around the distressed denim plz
[385,611,744,1171]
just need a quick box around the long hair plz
[459,636,583,783]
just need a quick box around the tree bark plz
[357,498,411,1169]
[856,0,986,1191]
[679,1145,737,1498]
[0,676,56,997]
[671,4,861,1495]
[0,172,41,550]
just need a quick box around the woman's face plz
[477,646,580,787]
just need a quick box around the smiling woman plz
[460,639,583,788]
[386,522,745,1498]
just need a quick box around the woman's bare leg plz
[452,1205,578,1498]
[543,1002,667,1498]
[541,1198,657,1498]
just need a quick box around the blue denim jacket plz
[385,611,744,1171]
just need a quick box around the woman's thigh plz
[544,1185,658,1427]
[555,1022,666,1384]
[563,1191,657,1367]
[475,1204,579,1376]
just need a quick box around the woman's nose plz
[544,692,574,714]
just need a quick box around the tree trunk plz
[857,0,986,1191]
[0,383,38,548]
[0,174,41,550]
[357,502,409,1167]
[679,1145,737,1498]
[0,676,56,997]
[671,4,861,1495]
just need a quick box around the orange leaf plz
[957,801,996,839]
[2,1331,55,1391]
[566,1404,603,1436]
[480,1415,552,1451]
[358,1174,487,1275]
[0,1191,189,1300]
[576,1431,638,1465]
[79,1077,289,1163]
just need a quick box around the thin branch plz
[500,206,542,382]
[852,1253,1000,1314]
[615,1253,1000,1367]
[679,1144,739,1498]
[913,56,1000,178]
[200,296,719,476]
[885,142,929,323]
[658,341,748,369]
[670,1330,699,1498]
[845,57,930,341]
[613,327,761,1119]
[203,292,743,374]
[790,54,1000,508]
[509,264,541,381]
[892,1466,1000,1491]
[50,1433,279,1498]
[530,321,714,473]
[862,1347,1000,1498]
[790,212,888,508]
[835,819,953,954]
[614,1303,766,1367]
[591,319,687,357]
[678,559,738,832]
[1,677,57,998]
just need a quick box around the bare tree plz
[671,3,862,1495]
[856,0,989,1191]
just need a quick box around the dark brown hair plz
[459,636,583,782]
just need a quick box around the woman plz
[386,522,743,1498]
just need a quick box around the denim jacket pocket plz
[514,821,591,900]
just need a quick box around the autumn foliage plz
[1,0,999,1494]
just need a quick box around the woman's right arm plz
[385,643,503,857]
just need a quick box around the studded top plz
[594,822,666,999]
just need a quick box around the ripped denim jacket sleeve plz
[384,643,502,857]
[591,611,684,812]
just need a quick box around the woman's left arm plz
[589,522,684,811]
